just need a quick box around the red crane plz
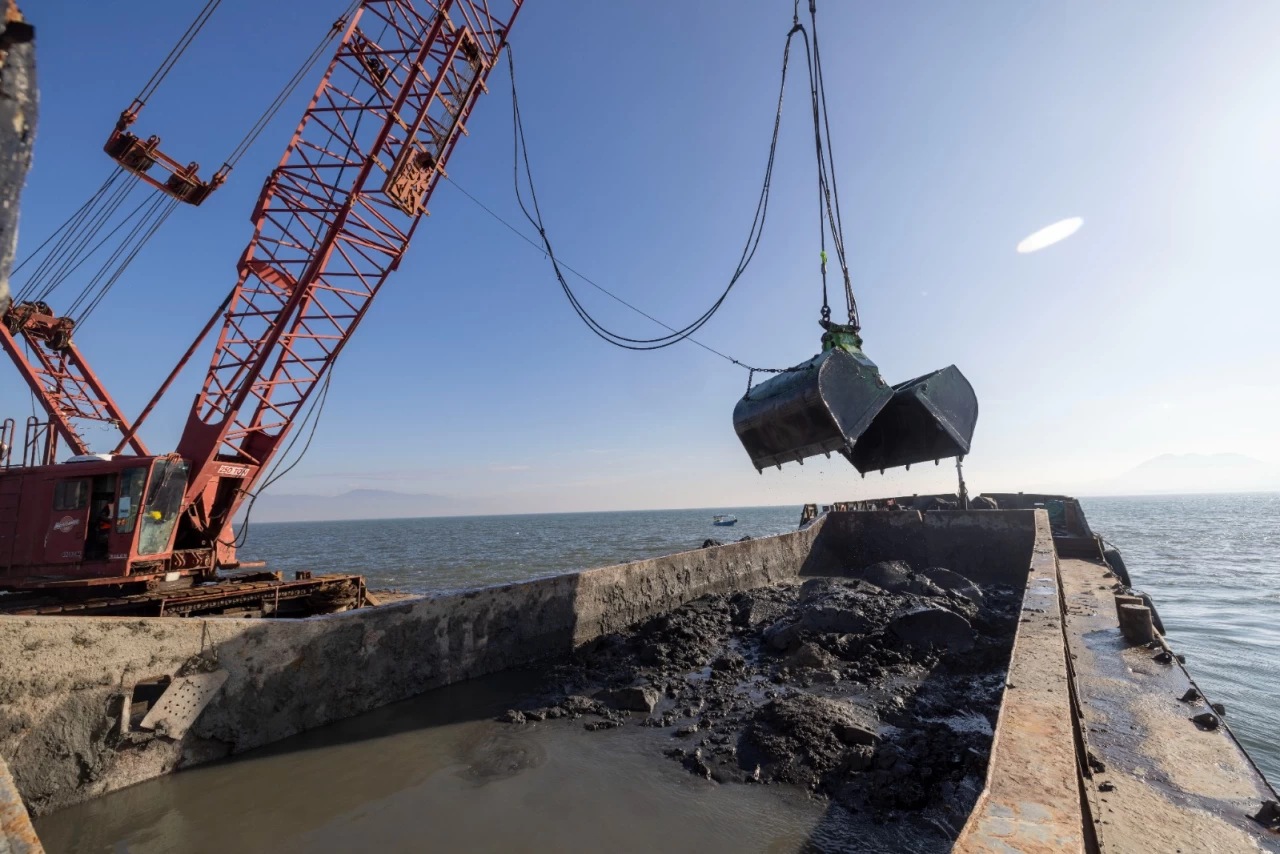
[0,0,522,597]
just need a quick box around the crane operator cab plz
[732,322,978,475]
[1,454,190,585]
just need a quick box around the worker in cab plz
[96,504,113,536]
[87,503,113,560]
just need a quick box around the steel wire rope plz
[26,178,138,305]
[444,177,811,390]
[35,188,158,309]
[11,168,123,289]
[795,0,857,329]
[255,5,384,314]
[220,2,361,171]
[132,0,222,107]
[192,8,377,434]
[75,196,182,325]
[65,193,170,318]
[15,169,130,303]
[445,176,746,368]
[503,26,798,350]
[221,370,333,549]
[215,11,387,549]
[811,4,857,329]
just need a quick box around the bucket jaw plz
[732,323,893,472]
[846,365,978,474]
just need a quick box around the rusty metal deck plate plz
[1059,558,1280,853]
[955,511,1085,853]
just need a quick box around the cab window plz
[116,467,148,534]
[137,459,189,556]
[53,480,88,512]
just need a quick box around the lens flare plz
[1016,217,1083,253]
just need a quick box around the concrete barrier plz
[0,518,825,816]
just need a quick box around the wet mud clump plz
[500,560,1020,840]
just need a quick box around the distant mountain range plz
[237,489,463,523]
[1073,453,1280,496]
[239,453,1279,523]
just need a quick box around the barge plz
[2,496,1277,852]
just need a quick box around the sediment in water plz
[497,560,1019,838]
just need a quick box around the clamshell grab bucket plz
[846,365,978,473]
[732,342,893,472]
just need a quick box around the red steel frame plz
[0,0,521,582]
[103,102,230,207]
[174,0,521,540]
[0,305,148,457]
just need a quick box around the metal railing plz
[0,417,12,469]
[14,416,54,468]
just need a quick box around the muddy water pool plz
[34,667,877,854]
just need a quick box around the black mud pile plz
[499,560,1020,836]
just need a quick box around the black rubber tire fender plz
[1102,541,1132,588]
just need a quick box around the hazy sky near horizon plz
[5,0,1279,514]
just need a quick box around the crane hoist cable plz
[25,182,144,304]
[797,0,859,331]
[506,1,856,353]
[505,23,797,351]
[73,196,183,325]
[220,370,334,550]
[7,3,357,324]
[131,0,222,108]
[220,1,360,172]
[446,175,754,369]
[447,176,814,387]
[10,169,122,283]
[13,169,129,303]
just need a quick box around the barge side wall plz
[0,510,1051,822]
[1,519,825,816]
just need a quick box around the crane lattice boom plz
[0,0,521,587]
[175,0,521,540]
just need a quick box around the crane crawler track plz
[0,572,365,617]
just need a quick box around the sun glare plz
[1016,217,1083,253]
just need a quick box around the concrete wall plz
[0,519,825,816]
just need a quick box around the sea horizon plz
[238,489,1280,527]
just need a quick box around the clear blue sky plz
[6,0,1279,513]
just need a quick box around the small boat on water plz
[713,514,738,526]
